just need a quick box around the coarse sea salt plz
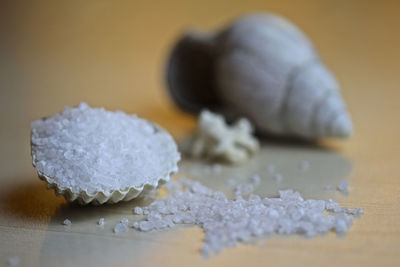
[134,207,143,215]
[337,181,349,195]
[113,223,128,233]
[132,178,363,256]
[30,102,180,204]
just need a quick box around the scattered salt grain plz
[120,218,129,224]
[30,102,179,195]
[298,160,310,170]
[139,221,154,232]
[113,223,128,233]
[134,207,143,215]
[351,207,364,216]
[62,219,71,226]
[134,179,362,256]
[334,215,350,233]
[98,218,104,226]
[7,256,20,266]
[131,221,139,229]
[337,181,349,195]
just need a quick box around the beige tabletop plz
[1,0,400,266]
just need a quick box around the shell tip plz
[331,113,353,138]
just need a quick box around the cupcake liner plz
[31,122,179,205]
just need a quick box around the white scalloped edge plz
[31,122,180,205]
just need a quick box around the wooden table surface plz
[1,1,399,266]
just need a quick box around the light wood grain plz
[0,0,399,266]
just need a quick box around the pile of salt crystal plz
[131,178,363,255]
[31,102,179,196]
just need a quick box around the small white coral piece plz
[190,110,259,163]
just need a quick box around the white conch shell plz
[166,13,353,139]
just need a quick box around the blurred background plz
[0,1,400,266]
[1,0,399,179]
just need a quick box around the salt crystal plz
[113,223,128,233]
[30,103,180,197]
[134,207,143,215]
[154,219,168,229]
[7,256,20,266]
[98,218,104,226]
[148,211,162,221]
[131,221,139,229]
[62,219,71,226]
[337,181,349,195]
[172,215,182,224]
[139,221,154,232]
[133,179,362,256]
[121,218,129,224]
[335,217,349,233]
[351,207,364,215]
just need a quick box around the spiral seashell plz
[166,13,353,139]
